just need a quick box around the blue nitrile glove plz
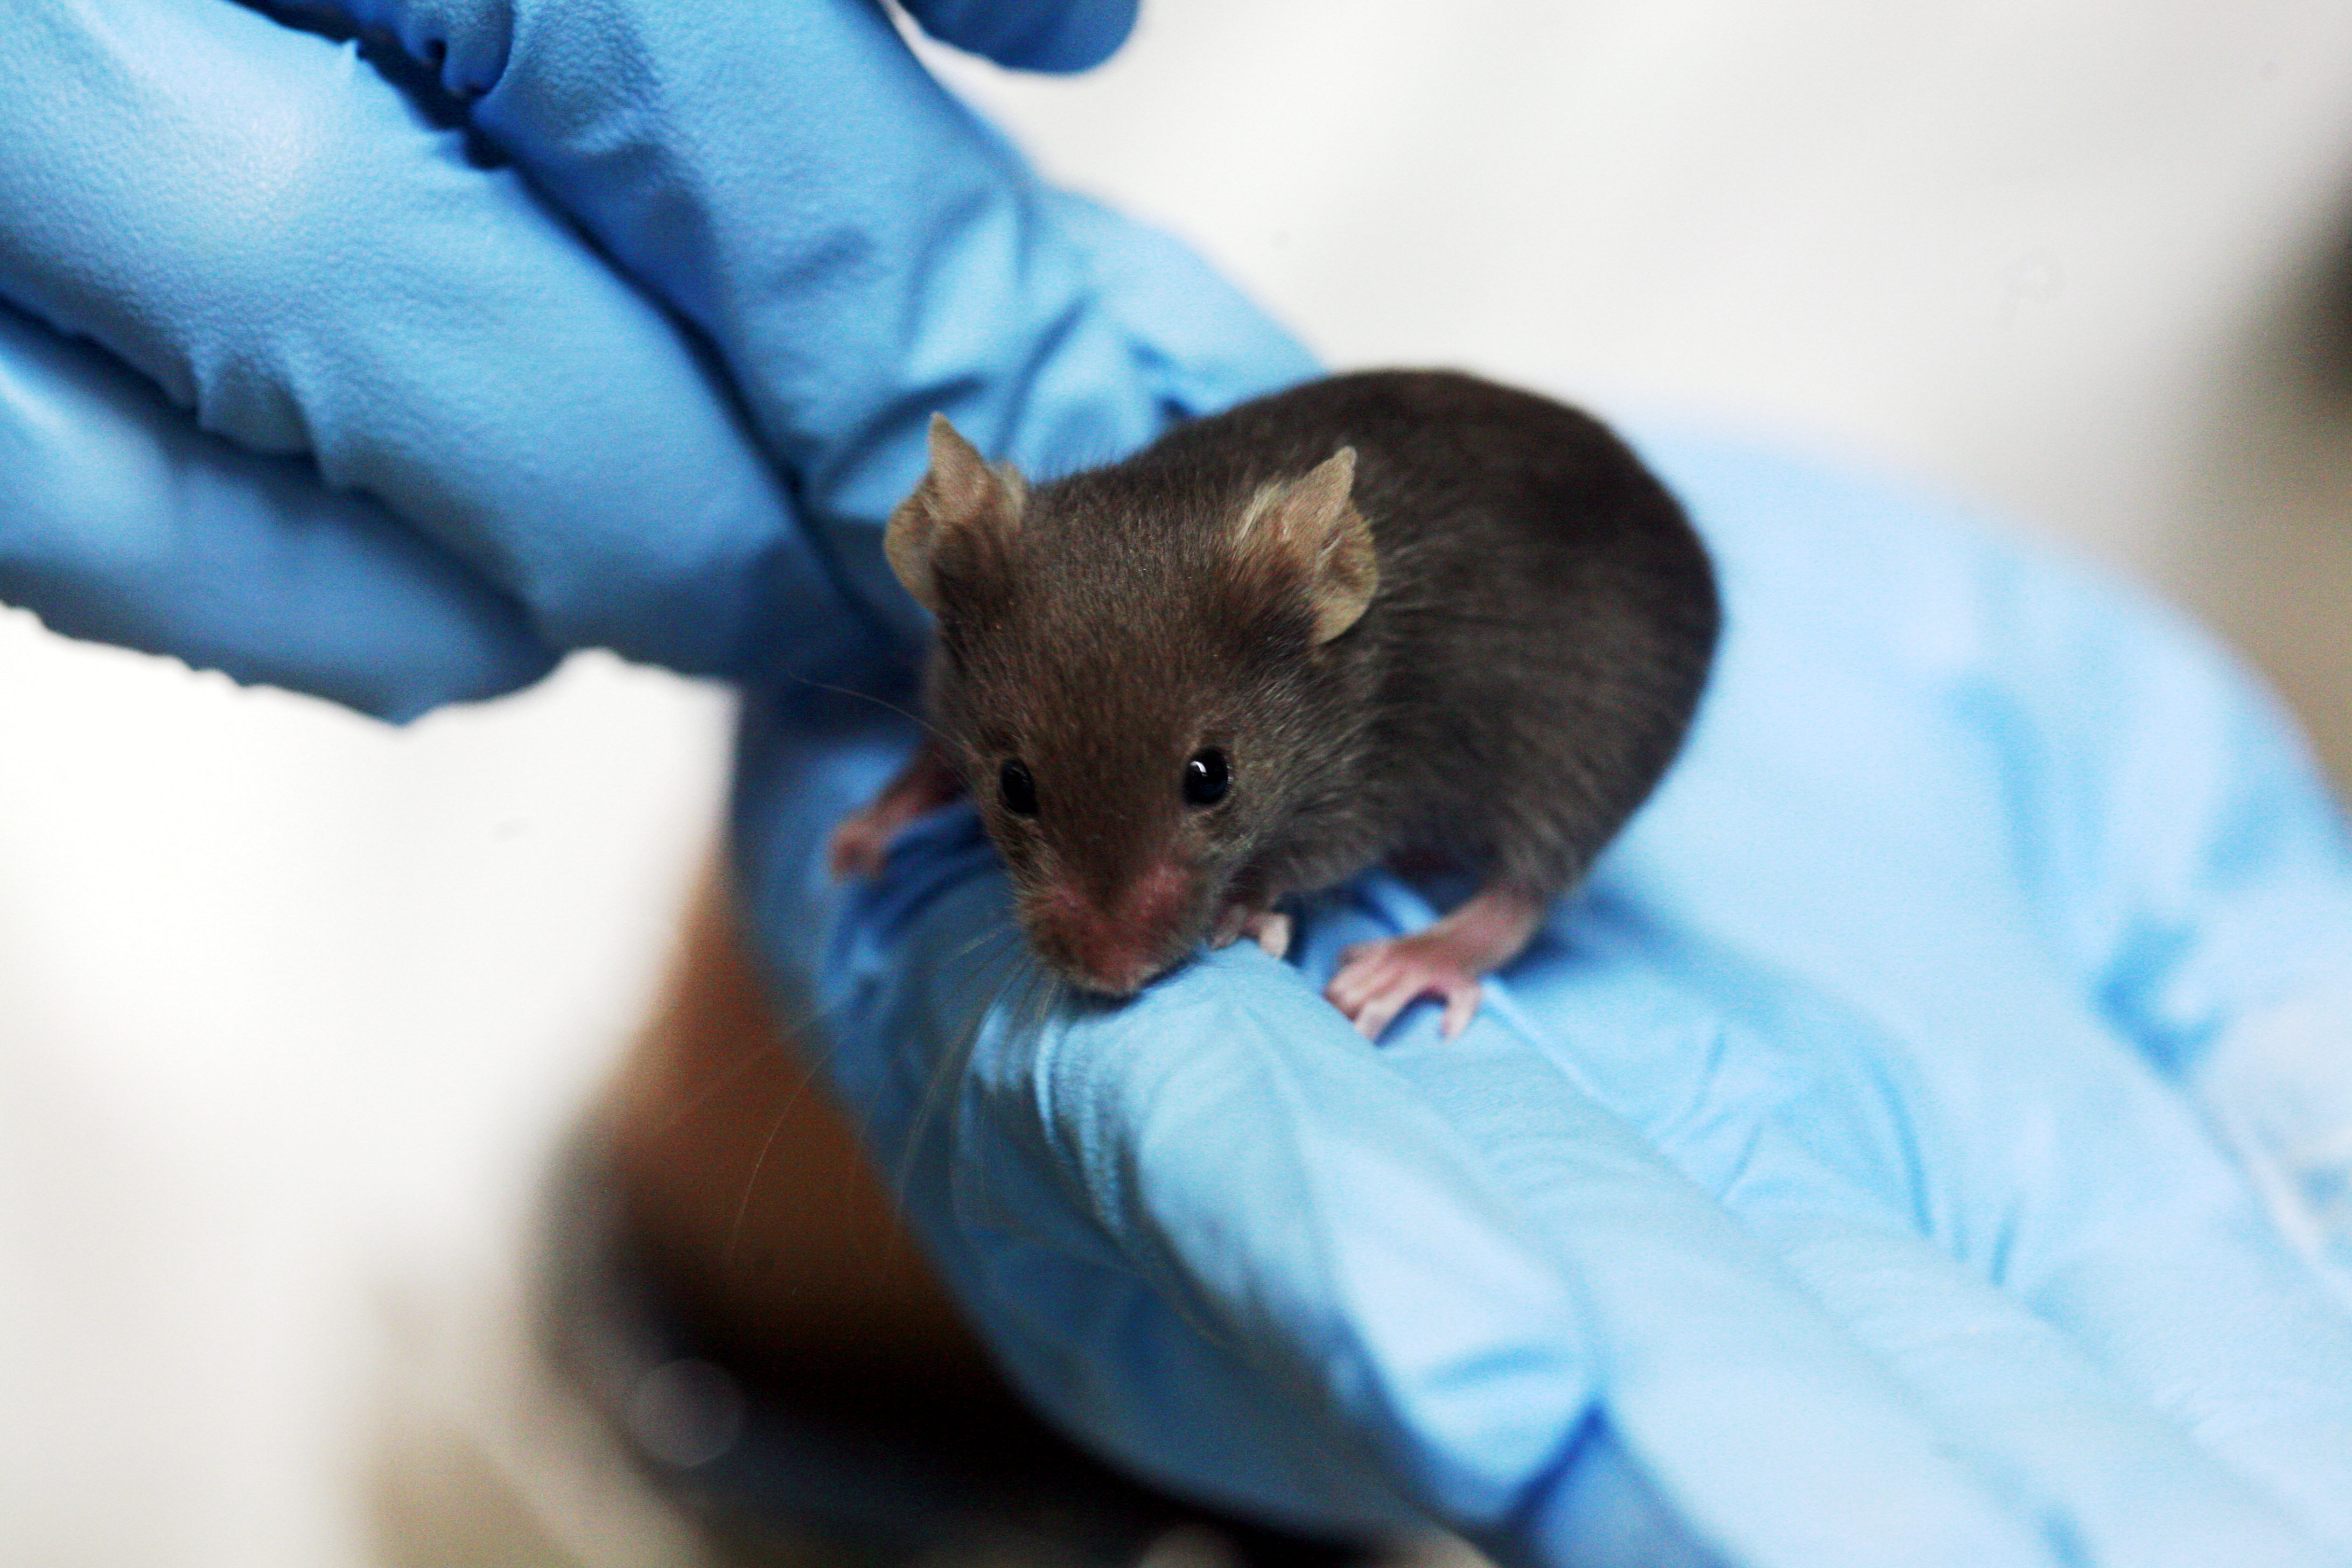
[6,3,2352,1566]
[0,0,1261,713]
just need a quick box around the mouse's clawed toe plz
[1213,907,1289,959]
[1328,933,1484,1040]
[1245,909,1292,960]
[1212,905,1292,960]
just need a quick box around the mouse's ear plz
[1236,446,1378,643]
[886,415,1028,614]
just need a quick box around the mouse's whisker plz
[710,979,884,1269]
[774,671,953,748]
[642,975,865,1141]
[948,914,1027,965]
[887,1011,985,1213]
[883,914,1035,1211]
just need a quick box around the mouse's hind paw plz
[1328,934,1484,1040]
[1325,884,1544,1040]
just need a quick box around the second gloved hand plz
[0,0,1293,708]
[731,432,2352,1567]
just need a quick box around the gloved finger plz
[1514,432,2352,1555]
[2193,972,2352,1301]
[897,0,1140,72]
[0,299,554,720]
[318,0,1315,644]
[725,694,1423,1536]
[728,695,2064,1568]
[1981,573,2352,1073]
[1627,431,2352,1076]
[1319,879,2352,1568]
[920,901,2064,1566]
[0,0,869,684]
[1840,447,2352,1298]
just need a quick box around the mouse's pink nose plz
[1033,861,1194,995]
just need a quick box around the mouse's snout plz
[1024,859,1201,997]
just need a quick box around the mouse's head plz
[885,415,1381,996]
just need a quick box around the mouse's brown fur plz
[853,369,1719,1034]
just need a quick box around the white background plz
[2,3,2349,1561]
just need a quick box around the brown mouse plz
[828,370,1718,1039]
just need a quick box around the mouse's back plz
[1140,370,1720,901]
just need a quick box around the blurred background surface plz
[2,3,2348,1562]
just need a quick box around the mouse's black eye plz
[1182,748,1231,807]
[998,759,1039,817]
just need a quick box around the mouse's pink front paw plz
[829,746,968,883]
[1244,909,1292,960]
[1211,905,1292,959]
[825,808,895,881]
[1327,932,1485,1040]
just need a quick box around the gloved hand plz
[736,434,2352,1567]
[5,4,2352,1567]
[1,0,1271,712]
